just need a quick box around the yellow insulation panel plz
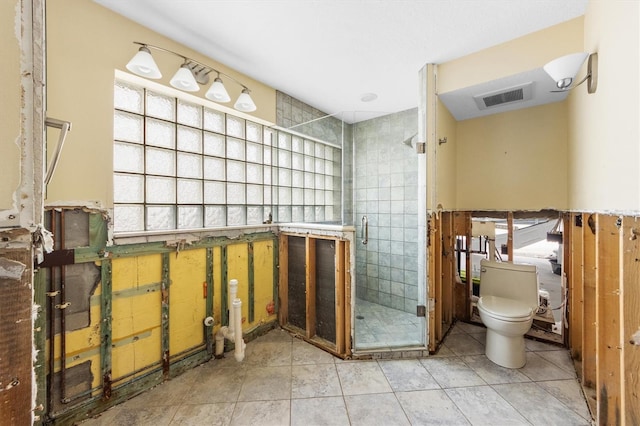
[212,246,223,334]
[251,240,277,327]
[169,249,207,355]
[111,256,163,380]
[226,244,250,329]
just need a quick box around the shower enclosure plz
[351,108,425,350]
[277,93,425,352]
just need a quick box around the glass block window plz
[113,80,341,233]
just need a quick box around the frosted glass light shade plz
[543,52,588,89]
[234,89,257,112]
[126,47,162,79]
[170,64,199,92]
[205,77,231,102]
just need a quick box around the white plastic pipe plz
[213,279,245,362]
[233,298,246,362]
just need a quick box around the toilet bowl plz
[477,260,539,369]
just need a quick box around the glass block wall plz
[112,81,341,232]
[276,91,351,224]
[353,108,419,313]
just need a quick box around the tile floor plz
[79,322,593,425]
[354,299,423,350]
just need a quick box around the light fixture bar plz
[127,41,257,111]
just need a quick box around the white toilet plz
[477,259,539,369]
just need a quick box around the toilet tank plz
[479,260,539,312]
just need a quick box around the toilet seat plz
[478,295,533,322]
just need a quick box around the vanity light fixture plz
[543,52,598,94]
[125,42,257,112]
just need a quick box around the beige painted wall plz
[568,0,640,213]
[438,17,584,94]
[0,0,21,215]
[455,102,568,211]
[45,0,276,207]
[435,99,457,210]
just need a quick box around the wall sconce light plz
[543,52,598,94]
[126,42,257,112]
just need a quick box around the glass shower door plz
[352,109,425,351]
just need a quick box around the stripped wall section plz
[566,213,640,424]
[37,208,278,424]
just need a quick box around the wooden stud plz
[100,258,113,399]
[596,214,623,425]
[434,213,443,344]
[248,243,255,323]
[205,248,214,355]
[344,241,352,356]
[160,253,170,381]
[278,234,288,326]
[582,213,597,389]
[465,212,473,320]
[428,214,436,351]
[569,213,584,362]
[305,237,317,339]
[622,216,640,424]
[507,211,514,262]
[335,240,346,354]
[441,212,454,330]
[221,247,228,326]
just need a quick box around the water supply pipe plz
[214,279,246,361]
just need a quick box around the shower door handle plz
[361,215,368,245]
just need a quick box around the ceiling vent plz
[473,82,534,110]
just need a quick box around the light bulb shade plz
[234,89,257,112]
[543,52,589,89]
[170,64,200,92]
[126,47,162,79]
[205,77,231,103]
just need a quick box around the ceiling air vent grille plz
[473,82,533,110]
[483,88,523,107]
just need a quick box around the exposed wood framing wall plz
[427,212,464,351]
[278,232,351,357]
[36,209,279,424]
[566,213,640,425]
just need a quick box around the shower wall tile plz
[354,107,419,314]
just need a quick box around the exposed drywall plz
[0,0,22,221]
[45,0,277,208]
[568,0,640,213]
[438,17,584,93]
[435,98,457,210]
[455,102,569,211]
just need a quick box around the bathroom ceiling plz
[95,0,588,123]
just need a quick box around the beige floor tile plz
[442,333,485,356]
[230,400,290,426]
[445,386,530,426]
[290,397,350,426]
[493,382,591,425]
[420,357,486,389]
[291,339,336,365]
[344,393,409,426]
[291,364,342,398]
[537,379,593,421]
[336,361,393,395]
[396,389,471,425]
[462,355,531,385]
[237,366,292,401]
[170,402,235,426]
[519,352,576,382]
[377,359,440,391]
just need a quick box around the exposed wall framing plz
[36,208,279,424]
[565,213,640,424]
[278,232,351,357]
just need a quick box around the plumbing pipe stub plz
[203,316,214,327]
